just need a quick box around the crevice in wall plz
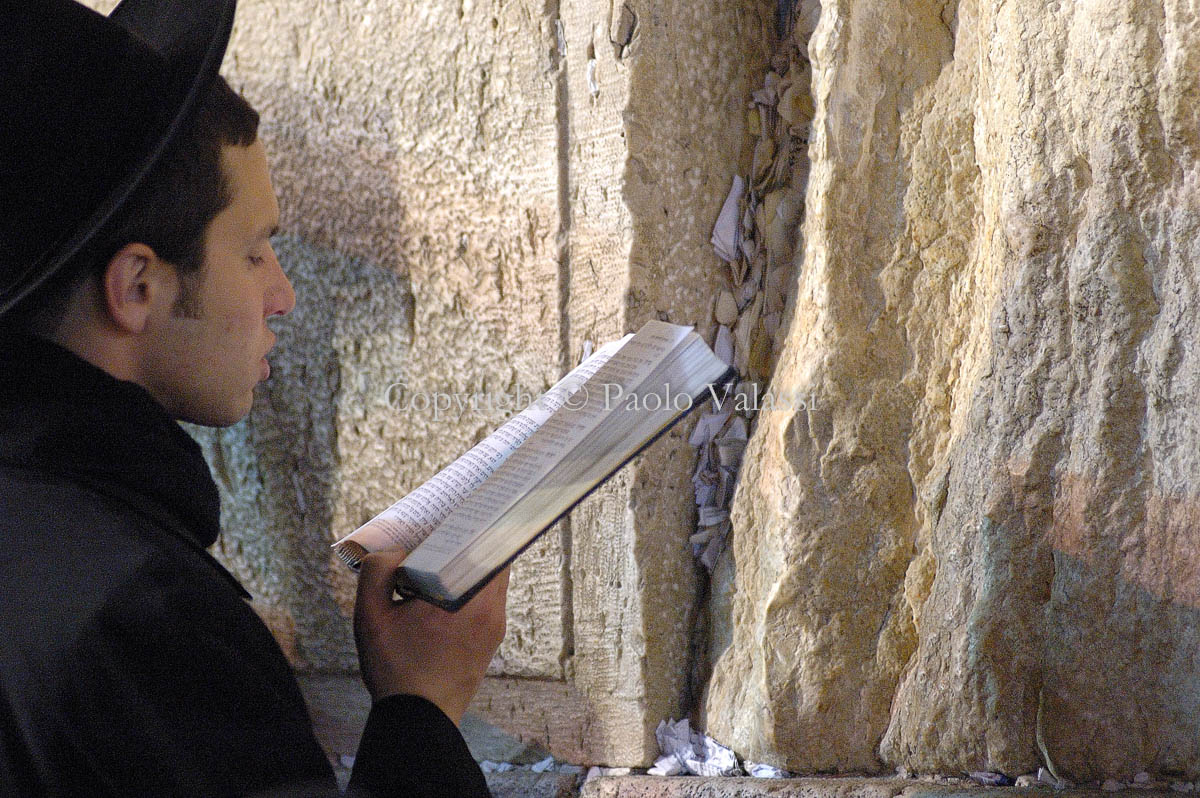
[550,0,577,680]
[685,0,819,727]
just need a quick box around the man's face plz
[143,139,294,426]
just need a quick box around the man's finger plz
[356,549,410,608]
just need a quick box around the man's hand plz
[353,550,509,725]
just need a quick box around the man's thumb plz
[356,549,410,607]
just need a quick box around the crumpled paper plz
[648,718,743,777]
[584,766,632,784]
[710,177,745,263]
[713,324,735,367]
[481,757,584,776]
[745,761,789,778]
[969,771,1013,787]
[479,760,516,773]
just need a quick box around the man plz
[0,0,508,795]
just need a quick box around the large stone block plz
[706,0,1200,781]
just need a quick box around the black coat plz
[0,333,490,797]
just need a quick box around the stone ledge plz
[576,777,1178,798]
[486,771,584,798]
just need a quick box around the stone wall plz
[705,0,1200,782]
[86,0,1200,778]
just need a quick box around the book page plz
[331,334,632,566]
[400,322,694,582]
[437,337,730,596]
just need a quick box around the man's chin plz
[176,396,255,428]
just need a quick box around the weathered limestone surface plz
[706,0,1200,781]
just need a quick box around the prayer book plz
[332,320,737,610]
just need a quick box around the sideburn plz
[170,268,206,320]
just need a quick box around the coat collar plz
[0,331,222,550]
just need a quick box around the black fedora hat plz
[0,0,237,316]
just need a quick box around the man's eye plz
[249,255,265,266]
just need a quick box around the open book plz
[332,320,737,610]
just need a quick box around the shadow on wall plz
[248,81,414,277]
[189,234,415,672]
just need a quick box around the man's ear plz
[101,243,176,333]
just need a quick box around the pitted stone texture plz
[488,771,585,798]
[883,0,1200,781]
[706,0,1200,782]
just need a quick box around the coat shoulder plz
[0,464,334,796]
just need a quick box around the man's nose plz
[265,244,295,317]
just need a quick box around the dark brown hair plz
[7,75,260,328]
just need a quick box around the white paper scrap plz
[689,733,741,776]
[746,762,789,778]
[968,771,1010,787]
[586,58,599,97]
[555,19,566,54]
[531,756,556,773]
[584,766,631,784]
[699,534,724,571]
[688,410,733,448]
[480,760,516,773]
[726,415,748,441]
[715,435,747,469]
[711,176,745,262]
[713,325,734,366]
[648,753,686,776]
[652,718,743,778]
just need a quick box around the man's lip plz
[261,334,277,379]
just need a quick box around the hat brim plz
[0,0,236,316]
